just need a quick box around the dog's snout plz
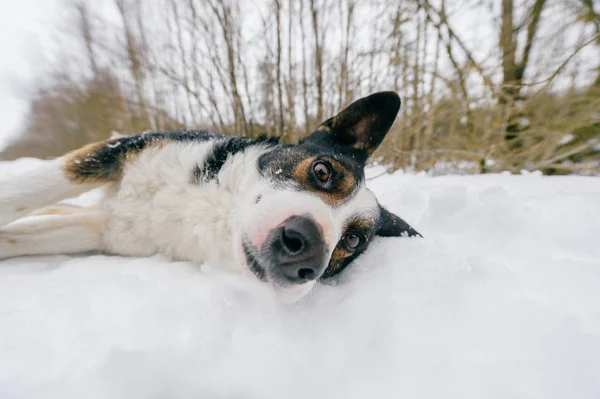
[272,216,328,283]
[281,223,307,256]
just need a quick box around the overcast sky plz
[0,0,60,148]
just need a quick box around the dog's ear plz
[376,205,421,238]
[307,91,401,156]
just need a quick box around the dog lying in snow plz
[0,91,420,301]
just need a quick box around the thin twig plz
[366,170,390,181]
[528,33,600,96]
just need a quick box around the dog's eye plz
[344,233,363,250]
[312,161,331,183]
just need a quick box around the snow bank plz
[1,161,600,399]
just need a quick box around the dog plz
[0,91,420,301]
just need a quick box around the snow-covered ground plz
[1,159,599,399]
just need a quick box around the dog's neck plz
[102,141,274,274]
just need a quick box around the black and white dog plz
[0,91,420,301]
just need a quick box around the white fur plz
[0,159,97,226]
[0,139,380,301]
[240,190,337,252]
[101,140,258,267]
[0,211,105,259]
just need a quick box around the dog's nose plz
[272,216,328,283]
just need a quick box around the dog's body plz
[0,92,420,301]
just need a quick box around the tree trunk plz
[75,2,98,77]
[286,0,297,141]
[310,0,324,122]
[300,0,311,133]
[275,0,285,138]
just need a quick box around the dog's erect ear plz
[376,205,421,238]
[307,91,401,156]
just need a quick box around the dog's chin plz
[241,239,315,303]
[272,281,315,304]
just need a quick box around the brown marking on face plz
[15,207,25,212]
[323,245,352,277]
[291,156,357,207]
[291,157,314,186]
[322,215,375,278]
[349,217,374,232]
[329,246,352,271]
[331,159,356,194]
[7,238,17,244]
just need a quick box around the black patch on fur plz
[376,206,422,238]
[258,142,366,188]
[66,130,220,182]
[109,130,220,152]
[305,91,401,157]
[194,135,280,183]
[299,132,370,164]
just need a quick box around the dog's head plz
[237,92,420,301]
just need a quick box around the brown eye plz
[312,161,331,183]
[344,233,362,250]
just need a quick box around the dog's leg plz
[0,158,100,227]
[1,132,180,228]
[0,209,105,260]
[30,204,101,216]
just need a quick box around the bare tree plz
[207,0,249,135]
[3,0,598,175]
[299,0,311,135]
[310,0,325,122]
[75,1,98,76]
[114,0,152,130]
[337,0,355,109]
[274,0,286,137]
[286,0,297,140]
[500,0,547,99]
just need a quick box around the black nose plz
[271,216,328,283]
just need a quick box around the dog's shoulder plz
[63,130,280,184]
[194,134,281,183]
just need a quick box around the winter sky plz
[0,0,61,148]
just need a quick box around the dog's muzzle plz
[261,215,328,284]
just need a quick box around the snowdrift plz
[1,159,600,399]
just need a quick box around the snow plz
[1,160,600,399]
